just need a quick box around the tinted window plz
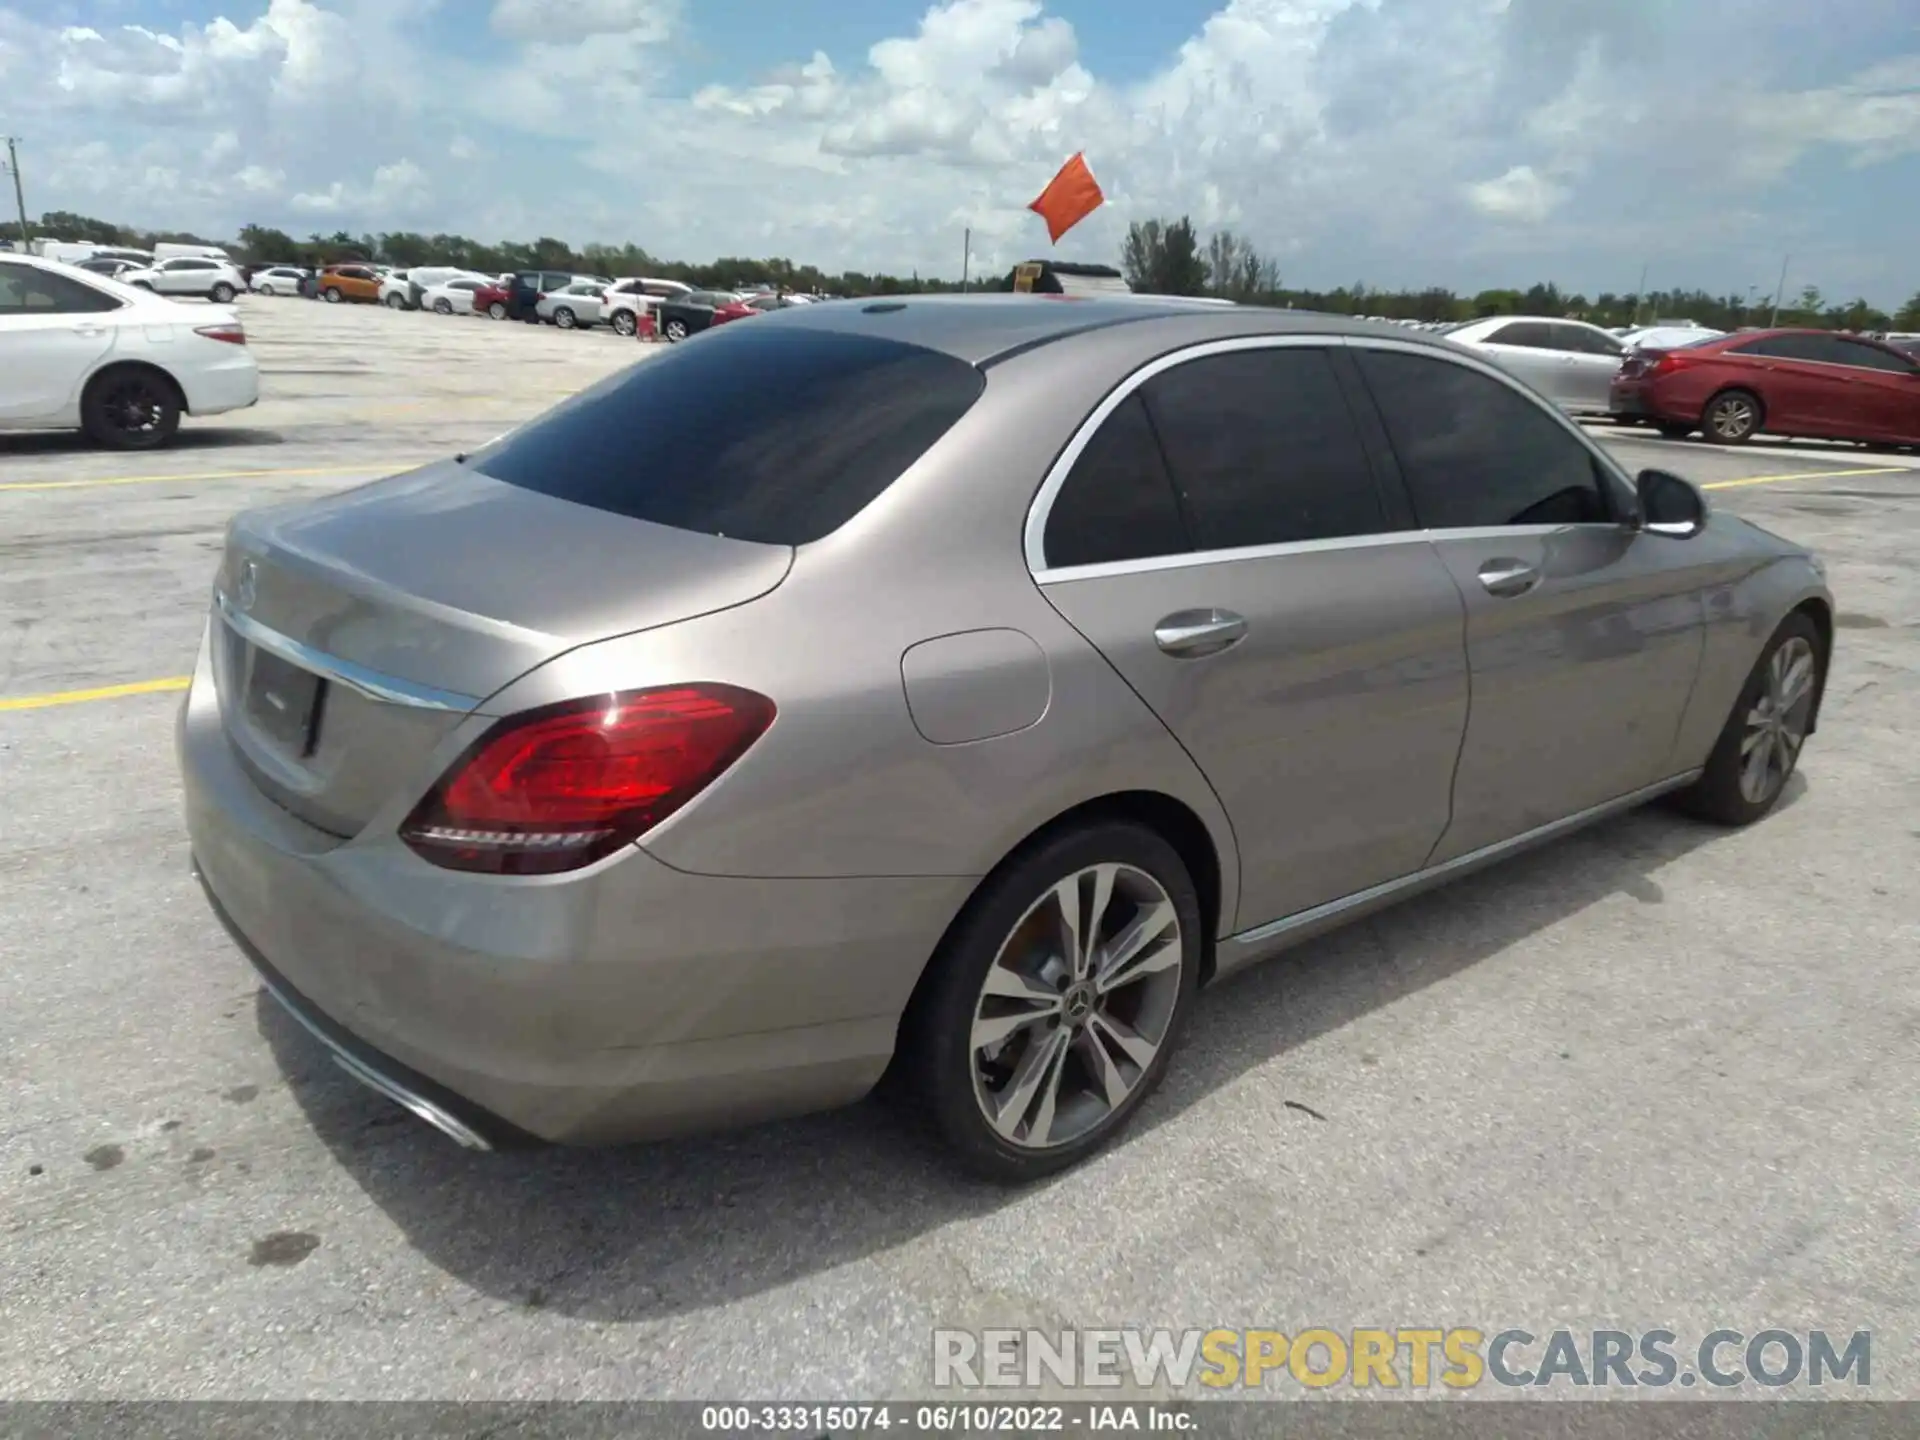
[1485,321,1554,349]
[1044,393,1191,568]
[1829,338,1916,373]
[1141,349,1386,550]
[1734,334,1833,363]
[1552,323,1623,356]
[468,326,985,546]
[1354,349,1610,528]
[0,264,122,315]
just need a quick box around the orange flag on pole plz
[1028,153,1105,244]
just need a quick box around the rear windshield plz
[465,324,986,545]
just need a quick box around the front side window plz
[0,263,123,315]
[1044,393,1191,568]
[1141,348,1388,550]
[1354,349,1611,529]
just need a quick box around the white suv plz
[120,256,248,303]
[600,277,692,337]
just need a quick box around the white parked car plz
[1441,315,1627,412]
[250,266,309,296]
[121,255,249,303]
[1618,324,1725,352]
[420,277,490,315]
[0,254,259,450]
[379,266,488,310]
[599,276,692,336]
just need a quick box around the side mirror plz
[1637,468,1709,538]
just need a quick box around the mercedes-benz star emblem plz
[236,559,258,612]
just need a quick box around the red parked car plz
[1610,327,1920,447]
[470,281,512,320]
[707,296,759,327]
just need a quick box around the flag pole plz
[961,228,970,293]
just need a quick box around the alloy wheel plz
[1738,636,1816,804]
[98,377,169,441]
[969,863,1183,1151]
[1709,395,1757,442]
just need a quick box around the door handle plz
[1477,559,1541,598]
[1153,608,1248,658]
[70,324,106,337]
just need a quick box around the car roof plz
[749,293,1463,367]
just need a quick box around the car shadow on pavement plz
[259,797,1747,1323]
[0,427,285,457]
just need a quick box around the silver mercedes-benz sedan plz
[179,296,1834,1181]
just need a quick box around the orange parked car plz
[316,265,382,305]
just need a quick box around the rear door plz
[1549,322,1626,411]
[1032,340,1470,933]
[1350,344,1707,861]
[0,263,121,421]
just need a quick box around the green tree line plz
[8,207,1917,330]
[1126,215,1920,332]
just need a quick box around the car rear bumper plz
[178,353,261,416]
[176,627,969,1146]
[1607,380,1667,420]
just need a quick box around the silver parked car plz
[1444,315,1628,412]
[180,298,1834,1181]
[536,279,611,330]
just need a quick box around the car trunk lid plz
[211,459,794,837]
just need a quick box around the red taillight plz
[1647,350,1690,377]
[195,323,247,345]
[400,684,776,876]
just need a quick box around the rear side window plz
[1485,321,1554,349]
[1354,349,1610,529]
[1829,338,1915,373]
[467,326,985,546]
[1142,348,1387,550]
[1044,393,1191,568]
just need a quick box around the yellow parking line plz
[0,676,190,712]
[0,461,427,493]
[1701,465,1911,491]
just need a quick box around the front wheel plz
[1703,389,1763,445]
[487,300,506,320]
[552,307,576,329]
[610,309,637,337]
[663,318,689,342]
[904,822,1202,1183]
[432,298,453,315]
[209,282,236,303]
[1675,612,1824,826]
[81,368,183,451]
[385,292,407,309]
[323,287,342,304]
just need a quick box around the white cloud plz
[1,0,1916,303]
[1465,165,1567,223]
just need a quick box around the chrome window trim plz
[1025,332,1636,581]
[213,589,479,713]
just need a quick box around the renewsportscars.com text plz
[932,1327,1872,1391]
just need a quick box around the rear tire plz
[432,298,453,315]
[664,317,689,342]
[553,307,576,329]
[385,292,407,309]
[323,287,342,304]
[487,300,506,320]
[1674,612,1823,826]
[904,821,1202,1183]
[81,367,184,451]
[610,309,637,337]
[1702,388,1763,445]
[210,282,236,304]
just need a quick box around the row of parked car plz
[245,263,834,343]
[1416,314,1920,448]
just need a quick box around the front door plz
[1032,343,1470,933]
[1349,345,1707,861]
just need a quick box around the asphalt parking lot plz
[2,297,1917,1402]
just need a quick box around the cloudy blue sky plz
[3,0,1917,303]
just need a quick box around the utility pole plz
[961,228,970,293]
[1768,254,1791,327]
[3,137,29,251]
